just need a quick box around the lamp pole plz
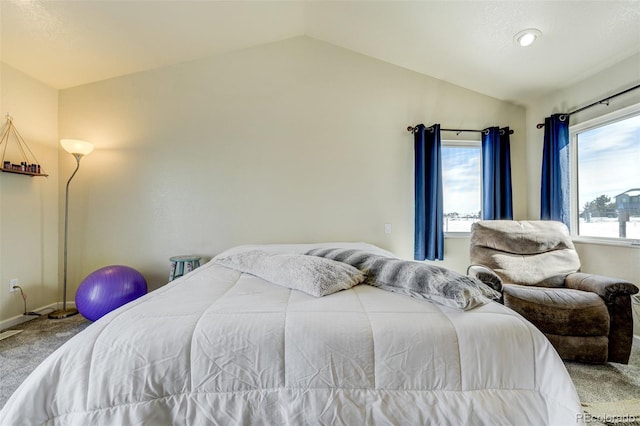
[50,139,93,319]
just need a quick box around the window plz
[442,140,481,233]
[570,104,640,241]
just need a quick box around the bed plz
[0,242,583,425]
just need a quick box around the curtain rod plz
[536,83,640,129]
[406,126,514,135]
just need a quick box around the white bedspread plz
[0,243,583,425]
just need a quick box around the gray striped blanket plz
[307,248,500,310]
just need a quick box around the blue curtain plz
[414,123,444,261]
[540,114,570,226]
[481,127,513,220]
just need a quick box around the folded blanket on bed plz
[307,248,500,310]
[213,250,365,297]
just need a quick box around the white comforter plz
[1,243,583,425]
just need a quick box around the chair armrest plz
[565,272,639,303]
[467,264,503,293]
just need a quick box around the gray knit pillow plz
[307,248,500,310]
[213,250,365,297]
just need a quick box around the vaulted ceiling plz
[1,1,639,103]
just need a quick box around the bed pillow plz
[213,250,365,297]
[307,248,500,310]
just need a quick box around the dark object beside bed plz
[469,220,638,364]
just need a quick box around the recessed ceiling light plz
[514,28,542,47]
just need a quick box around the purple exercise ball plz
[75,265,147,321]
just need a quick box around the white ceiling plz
[1,1,639,103]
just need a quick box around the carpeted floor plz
[581,399,640,426]
[565,344,640,425]
[0,314,90,408]
[565,345,640,403]
[1,315,639,423]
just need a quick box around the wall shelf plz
[0,167,48,177]
[0,114,47,178]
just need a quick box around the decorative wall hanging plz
[0,114,48,177]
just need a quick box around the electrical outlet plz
[9,278,18,293]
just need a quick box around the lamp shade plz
[60,139,94,156]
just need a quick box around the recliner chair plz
[469,220,638,364]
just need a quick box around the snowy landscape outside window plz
[571,105,640,242]
[442,140,481,234]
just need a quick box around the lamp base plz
[48,308,79,319]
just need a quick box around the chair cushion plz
[503,284,610,337]
[470,220,581,287]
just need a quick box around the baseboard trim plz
[0,301,77,331]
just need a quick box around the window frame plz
[441,139,482,237]
[569,102,640,246]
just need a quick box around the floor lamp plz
[49,139,94,319]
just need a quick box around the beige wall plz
[0,63,59,324]
[525,52,640,335]
[3,35,636,334]
[3,35,636,333]
[58,36,525,292]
